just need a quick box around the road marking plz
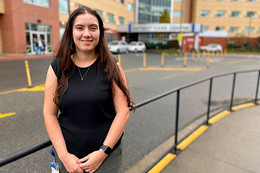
[177,125,209,150]
[227,59,252,65]
[148,153,176,173]
[0,85,45,95]
[0,112,16,118]
[139,67,203,71]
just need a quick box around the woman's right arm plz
[43,65,83,173]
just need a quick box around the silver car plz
[200,44,223,52]
[128,41,146,53]
[108,41,128,54]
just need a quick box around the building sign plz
[117,23,204,33]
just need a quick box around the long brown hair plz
[54,6,135,110]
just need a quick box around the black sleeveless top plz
[51,58,122,158]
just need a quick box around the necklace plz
[78,66,91,80]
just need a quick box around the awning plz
[105,29,114,34]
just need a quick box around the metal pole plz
[143,53,146,68]
[161,52,165,67]
[230,73,236,111]
[207,78,213,124]
[174,90,180,152]
[184,52,187,67]
[255,70,260,104]
[118,55,121,64]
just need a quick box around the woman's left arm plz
[79,62,130,173]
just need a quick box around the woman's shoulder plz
[51,58,61,77]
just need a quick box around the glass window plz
[204,26,208,31]
[119,17,124,24]
[78,4,86,8]
[215,26,223,31]
[127,3,133,11]
[59,0,69,14]
[248,0,256,1]
[216,11,225,17]
[23,0,49,8]
[245,27,253,34]
[229,27,237,33]
[119,0,124,4]
[173,11,183,17]
[108,14,114,24]
[201,10,209,17]
[25,23,30,31]
[96,10,103,19]
[247,11,254,17]
[60,28,65,40]
[231,11,239,17]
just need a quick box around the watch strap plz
[100,145,113,155]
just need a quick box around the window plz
[119,17,124,24]
[173,11,182,17]
[215,26,223,31]
[60,28,65,39]
[245,27,253,34]
[108,14,114,24]
[119,0,124,4]
[59,0,69,14]
[216,11,225,17]
[127,3,133,11]
[229,27,237,33]
[23,0,49,8]
[204,26,208,31]
[248,0,256,2]
[201,10,209,17]
[231,11,239,17]
[259,27,260,33]
[247,11,254,17]
[96,10,103,19]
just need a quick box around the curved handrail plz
[1,69,260,168]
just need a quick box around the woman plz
[43,6,134,173]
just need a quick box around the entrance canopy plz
[117,23,204,33]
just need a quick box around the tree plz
[159,10,170,23]
[156,10,170,40]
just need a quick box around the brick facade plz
[0,0,59,54]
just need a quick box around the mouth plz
[81,40,92,44]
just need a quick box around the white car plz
[128,41,146,53]
[108,41,128,54]
[200,44,223,52]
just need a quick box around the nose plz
[83,28,91,37]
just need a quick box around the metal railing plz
[0,69,260,171]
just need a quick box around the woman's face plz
[72,13,100,54]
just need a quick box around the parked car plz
[108,41,128,54]
[200,44,223,52]
[128,41,146,53]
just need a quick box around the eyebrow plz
[74,24,98,27]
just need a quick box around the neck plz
[73,50,97,67]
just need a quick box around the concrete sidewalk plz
[0,54,53,61]
[161,105,260,173]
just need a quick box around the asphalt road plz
[0,52,260,172]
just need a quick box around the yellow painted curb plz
[148,153,176,173]
[208,110,231,124]
[0,112,16,118]
[232,103,255,111]
[177,125,209,150]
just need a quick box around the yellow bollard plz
[192,51,195,60]
[161,52,165,67]
[224,49,227,56]
[203,50,206,59]
[143,53,146,68]
[118,55,121,64]
[207,51,210,68]
[197,51,200,60]
[24,60,32,87]
[184,52,187,67]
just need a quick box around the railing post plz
[206,78,213,125]
[174,90,180,152]
[230,73,236,111]
[255,70,260,104]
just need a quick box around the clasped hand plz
[63,149,107,173]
